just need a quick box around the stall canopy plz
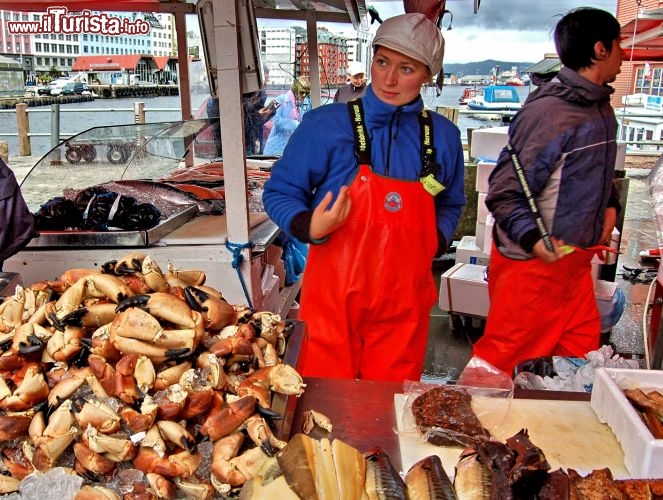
[621,8,663,61]
[2,0,365,28]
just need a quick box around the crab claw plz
[141,255,170,293]
[114,252,147,275]
[184,286,236,331]
[200,394,256,441]
[0,475,20,494]
[115,294,149,313]
[210,431,246,487]
[73,442,116,476]
[156,420,197,454]
[133,447,201,479]
[0,365,50,412]
[17,334,45,355]
[147,473,177,499]
[244,414,287,457]
[0,414,32,441]
[72,397,122,434]
[76,484,122,500]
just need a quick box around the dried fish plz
[364,447,408,500]
[405,455,457,500]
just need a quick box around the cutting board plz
[160,213,269,245]
[394,393,629,479]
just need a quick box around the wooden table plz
[288,378,404,470]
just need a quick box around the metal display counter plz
[4,214,291,315]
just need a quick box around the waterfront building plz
[1,8,176,83]
[258,24,370,88]
[332,25,372,77]
[295,27,350,86]
[259,26,298,87]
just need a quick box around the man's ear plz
[594,41,608,60]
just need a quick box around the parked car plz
[61,82,86,95]
[37,85,52,96]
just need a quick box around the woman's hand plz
[309,187,351,241]
[532,236,567,263]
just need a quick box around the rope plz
[225,240,255,309]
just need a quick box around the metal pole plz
[51,103,60,149]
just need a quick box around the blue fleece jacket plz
[262,85,466,245]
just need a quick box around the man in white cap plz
[333,60,367,103]
[263,13,465,381]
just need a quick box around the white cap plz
[348,61,365,77]
[372,13,445,76]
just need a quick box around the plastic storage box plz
[455,235,490,266]
[590,367,663,478]
[439,263,489,317]
[470,127,509,161]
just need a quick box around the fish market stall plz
[4,0,367,315]
[4,119,288,312]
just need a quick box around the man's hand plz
[532,236,567,263]
[600,207,617,246]
[309,187,351,241]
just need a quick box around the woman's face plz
[370,46,431,106]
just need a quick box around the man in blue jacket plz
[263,13,465,381]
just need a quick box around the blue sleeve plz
[262,109,334,236]
[433,118,466,243]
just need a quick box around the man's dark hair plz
[554,7,621,70]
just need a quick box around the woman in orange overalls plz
[262,13,466,381]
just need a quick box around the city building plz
[0,8,176,82]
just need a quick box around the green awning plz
[524,58,562,75]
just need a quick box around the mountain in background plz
[444,59,537,76]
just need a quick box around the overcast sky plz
[277,0,613,64]
[361,1,619,63]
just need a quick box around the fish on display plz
[100,180,225,215]
[364,447,408,500]
[453,447,491,500]
[405,454,457,500]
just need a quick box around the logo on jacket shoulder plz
[384,192,402,212]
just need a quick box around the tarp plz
[621,11,663,61]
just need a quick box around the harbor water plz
[0,85,532,160]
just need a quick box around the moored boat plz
[458,86,482,106]
[466,85,521,112]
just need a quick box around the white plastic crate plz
[470,126,509,161]
[476,161,497,193]
[439,263,490,317]
[455,235,490,266]
[591,368,663,478]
